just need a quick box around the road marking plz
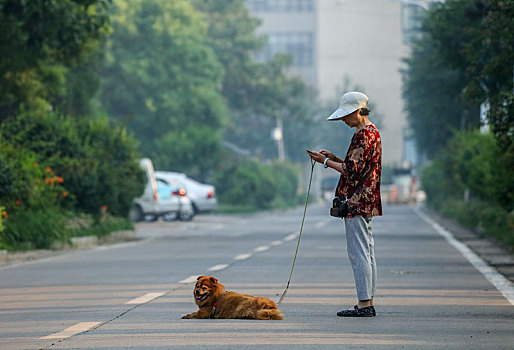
[233,253,252,260]
[254,245,269,252]
[40,322,101,339]
[208,264,229,271]
[284,232,299,241]
[270,240,282,246]
[125,292,165,305]
[179,275,199,283]
[415,207,514,306]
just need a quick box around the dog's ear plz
[208,276,218,284]
[197,275,207,281]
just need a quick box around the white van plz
[129,159,186,222]
[129,158,160,222]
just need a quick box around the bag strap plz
[345,161,377,200]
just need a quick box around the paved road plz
[1,203,513,349]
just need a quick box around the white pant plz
[344,216,376,300]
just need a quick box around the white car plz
[130,159,192,222]
[155,171,217,213]
[156,180,195,221]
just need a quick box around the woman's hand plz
[319,150,336,161]
[306,150,327,164]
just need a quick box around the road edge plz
[414,206,514,306]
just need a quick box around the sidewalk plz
[424,207,514,283]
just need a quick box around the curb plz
[422,206,514,283]
[0,250,7,264]
[0,230,138,267]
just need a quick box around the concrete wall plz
[317,0,409,164]
[247,0,410,164]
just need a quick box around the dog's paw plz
[181,313,192,319]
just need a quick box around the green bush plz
[422,130,514,250]
[0,112,144,217]
[0,112,144,249]
[213,158,300,211]
[439,199,514,250]
[268,161,300,208]
[2,209,70,250]
[214,159,276,210]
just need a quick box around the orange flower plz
[32,162,39,167]
[101,205,108,212]
[15,200,21,206]
[55,176,64,183]
[1,211,7,219]
[45,178,54,184]
[45,167,52,173]
[62,192,69,197]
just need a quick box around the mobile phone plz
[306,149,313,154]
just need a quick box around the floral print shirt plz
[336,123,382,218]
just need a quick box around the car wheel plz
[162,211,178,222]
[143,214,159,222]
[129,204,143,222]
[179,211,194,221]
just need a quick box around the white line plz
[179,275,199,284]
[41,322,101,339]
[254,246,269,252]
[125,292,165,305]
[415,207,514,306]
[234,253,252,260]
[271,240,283,246]
[208,264,229,271]
[284,232,299,242]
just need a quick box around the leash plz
[278,158,316,305]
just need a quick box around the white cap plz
[326,91,369,121]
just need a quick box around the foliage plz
[404,0,513,158]
[213,158,276,210]
[268,162,300,208]
[192,0,317,162]
[422,130,513,208]
[70,214,133,238]
[426,0,514,154]
[421,130,513,249]
[0,206,5,237]
[213,158,299,211]
[439,199,514,251]
[0,141,69,214]
[2,208,70,250]
[0,0,111,118]
[98,0,226,181]
[402,15,480,158]
[0,112,144,218]
[427,0,514,103]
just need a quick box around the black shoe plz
[337,305,375,317]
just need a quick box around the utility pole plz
[272,117,286,161]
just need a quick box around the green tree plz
[428,0,514,156]
[99,0,226,180]
[192,0,317,162]
[0,0,111,118]
[402,34,480,158]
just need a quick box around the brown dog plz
[181,275,283,320]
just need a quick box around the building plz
[245,0,429,165]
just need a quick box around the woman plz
[308,91,382,317]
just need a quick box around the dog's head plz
[193,275,225,306]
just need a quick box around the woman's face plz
[341,110,360,127]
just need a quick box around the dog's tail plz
[257,308,284,320]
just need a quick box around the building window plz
[255,32,313,67]
[401,4,425,44]
[246,0,314,12]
